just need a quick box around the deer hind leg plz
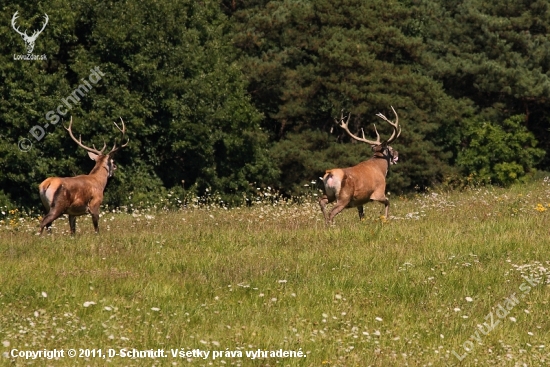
[39,207,65,235]
[328,199,350,224]
[69,215,77,235]
[321,171,345,225]
[39,181,64,235]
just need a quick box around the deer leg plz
[69,215,77,235]
[319,195,330,223]
[328,201,349,224]
[357,206,364,221]
[370,190,390,218]
[90,213,99,233]
[373,197,390,218]
[87,207,100,234]
[39,209,64,235]
[383,198,389,218]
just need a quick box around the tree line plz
[1,0,548,209]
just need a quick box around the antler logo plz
[11,11,49,54]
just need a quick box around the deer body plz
[39,117,127,235]
[319,107,400,224]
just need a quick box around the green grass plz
[1,181,550,366]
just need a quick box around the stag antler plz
[375,106,401,144]
[107,117,130,155]
[65,117,129,156]
[335,109,381,146]
[65,116,106,156]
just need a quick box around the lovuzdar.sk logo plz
[11,11,48,61]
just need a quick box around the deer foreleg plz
[357,206,364,221]
[382,198,389,218]
[371,191,390,218]
[87,205,100,233]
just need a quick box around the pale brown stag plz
[319,107,401,224]
[38,117,129,235]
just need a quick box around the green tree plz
[418,0,550,168]
[457,114,545,185]
[228,0,468,193]
[0,0,276,208]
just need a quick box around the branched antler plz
[335,110,381,146]
[107,118,130,155]
[375,106,401,144]
[65,117,106,155]
[336,106,401,146]
[65,116,129,156]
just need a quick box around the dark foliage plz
[1,0,548,209]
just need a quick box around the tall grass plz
[1,180,550,366]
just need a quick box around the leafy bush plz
[457,115,545,186]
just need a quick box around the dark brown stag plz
[319,107,401,224]
[38,117,129,234]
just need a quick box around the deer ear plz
[88,151,99,161]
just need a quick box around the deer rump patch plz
[322,169,346,200]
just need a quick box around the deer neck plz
[88,158,111,188]
[371,152,392,176]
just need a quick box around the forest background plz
[1,0,549,208]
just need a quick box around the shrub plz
[457,115,545,186]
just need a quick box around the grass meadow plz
[1,179,550,366]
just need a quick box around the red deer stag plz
[319,107,401,224]
[38,117,129,235]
